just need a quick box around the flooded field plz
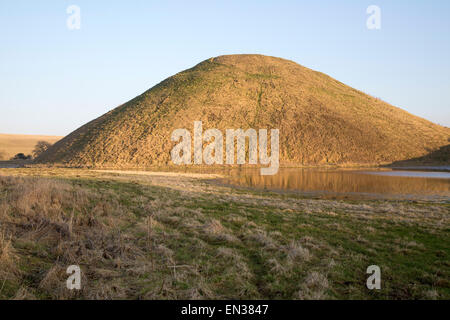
[2,164,449,200]
[0,167,449,299]
[220,168,450,200]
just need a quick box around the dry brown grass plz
[0,176,129,299]
[285,240,312,263]
[0,173,261,299]
[297,271,329,300]
[0,168,448,300]
[37,54,449,168]
[0,230,19,282]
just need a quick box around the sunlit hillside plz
[38,54,449,168]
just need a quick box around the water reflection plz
[364,170,450,179]
[221,168,450,199]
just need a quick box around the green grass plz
[0,168,448,299]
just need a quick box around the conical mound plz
[38,54,450,167]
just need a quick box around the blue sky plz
[1,0,449,135]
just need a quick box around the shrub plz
[11,153,31,160]
[33,141,53,158]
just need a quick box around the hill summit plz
[38,54,449,167]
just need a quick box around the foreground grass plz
[0,168,448,299]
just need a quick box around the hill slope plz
[0,134,62,160]
[38,54,450,167]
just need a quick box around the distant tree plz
[33,141,52,158]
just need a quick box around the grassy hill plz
[38,54,449,168]
[0,133,62,160]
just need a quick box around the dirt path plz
[93,169,224,179]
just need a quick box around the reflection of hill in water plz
[223,169,450,197]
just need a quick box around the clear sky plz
[1,0,449,136]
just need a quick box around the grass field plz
[0,168,448,299]
[0,134,62,160]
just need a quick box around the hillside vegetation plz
[37,54,449,168]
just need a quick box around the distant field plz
[0,133,62,160]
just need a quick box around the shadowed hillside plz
[37,54,450,168]
[389,144,450,167]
